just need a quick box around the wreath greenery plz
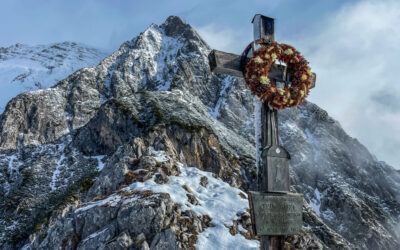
[243,41,312,109]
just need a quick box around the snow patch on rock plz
[309,188,322,216]
[128,149,259,250]
[0,42,106,114]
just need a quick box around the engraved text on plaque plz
[248,192,303,235]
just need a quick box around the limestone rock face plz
[1,16,400,250]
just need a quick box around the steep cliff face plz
[0,16,399,250]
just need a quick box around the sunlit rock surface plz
[1,16,399,250]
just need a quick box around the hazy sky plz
[2,0,400,168]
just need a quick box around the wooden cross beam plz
[208,14,312,250]
[209,50,316,88]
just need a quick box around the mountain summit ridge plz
[0,41,107,114]
[0,15,399,250]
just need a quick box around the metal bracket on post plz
[260,107,290,193]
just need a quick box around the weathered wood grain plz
[208,50,243,78]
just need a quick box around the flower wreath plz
[242,41,313,109]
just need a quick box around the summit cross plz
[208,14,317,250]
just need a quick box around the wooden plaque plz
[248,192,303,236]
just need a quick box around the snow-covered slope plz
[0,16,399,250]
[0,42,107,113]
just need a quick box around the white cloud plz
[195,23,250,53]
[292,0,400,168]
[196,1,400,168]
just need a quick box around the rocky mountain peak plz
[160,16,208,47]
[0,16,399,250]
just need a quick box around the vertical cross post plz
[208,14,306,250]
[259,109,288,250]
[253,15,289,250]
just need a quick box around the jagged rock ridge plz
[0,16,399,250]
[0,42,107,113]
